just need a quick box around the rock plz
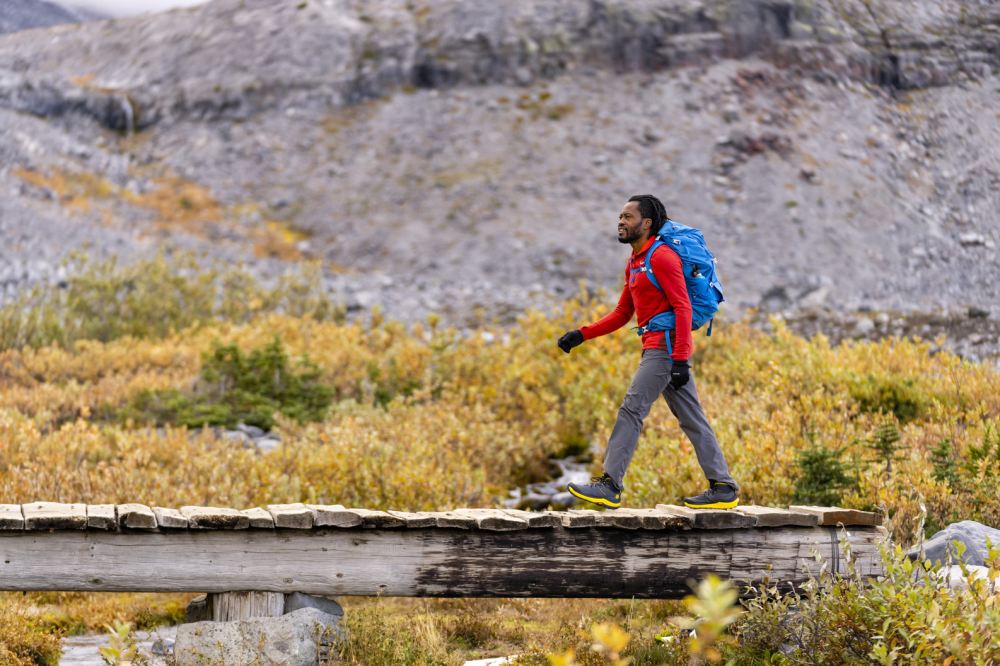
[236,423,266,438]
[174,607,342,666]
[907,520,1000,567]
[968,307,990,319]
[854,317,875,335]
[527,482,558,496]
[517,493,551,510]
[283,592,344,617]
[798,286,829,309]
[221,430,252,446]
[184,594,210,623]
[959,233,987,247]
[759,285,792,312]
[151,636,175,656]
[549,492,578,509]
[935,564,998,593]
[255,437,281,452]
[798,167,819,184]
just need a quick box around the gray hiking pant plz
[603,348,738,492]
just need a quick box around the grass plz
[0,253,998,662]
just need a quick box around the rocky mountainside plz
[0,0,998,358]
[0,0,86,34]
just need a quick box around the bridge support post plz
[209,590,285,620]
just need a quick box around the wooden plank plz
[86,504,116,530]
[22,502,87,530]
[655,504,754,529]
[242,507,275,528]
[434,511,477,529]
[0,505,24,530]
[181,506,250,530]
[561,510,598,528]
[736,505,818,527]
[117,504,157,530]
[788,505,881,526]
[266,503,314,529]
[209,591,284,620]
[387,511,439,528]
[501,509,562,528]
[307,505,362,528]
[349,508,405,529]
[152,507,189,529]
[453,509,529,531]
[0,526,885,597]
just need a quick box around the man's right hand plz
[557,330,585,354]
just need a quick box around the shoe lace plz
[591,474,619,491]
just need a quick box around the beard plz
[617,226,641,244]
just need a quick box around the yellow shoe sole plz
[568,485,621,509]
[683,499,739,510]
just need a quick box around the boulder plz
[183,594,210,623]
[174,607,342,666]
[935,564,997,593]
[283,592,343,618]
[907,520,1000,567]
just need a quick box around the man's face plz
[617,201,650,244]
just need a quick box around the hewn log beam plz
[0,525,885,598]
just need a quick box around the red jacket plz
[580,235,693,360]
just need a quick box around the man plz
[557,194,739,510]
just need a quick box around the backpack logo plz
[636,220,725,353]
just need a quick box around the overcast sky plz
[55,0,211,18]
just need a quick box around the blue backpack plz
[634,219,725,355]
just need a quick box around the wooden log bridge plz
[0,502,886,599]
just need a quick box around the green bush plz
[793,444,856,506]
[924,424,1000,536]
[733,540,1000,664]
[119,337,333,430]
[0,251,344,351]
[849,373,925,422]
[865,421,906,477]
[930,438,959,486]
[965,424,1000,479]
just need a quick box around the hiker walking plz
[558,194,739,510]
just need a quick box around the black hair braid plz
[627,194,669,236]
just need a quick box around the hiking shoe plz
[568,473,622,509]
[683,481,739,509]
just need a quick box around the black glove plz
[669,359,690,389]
[557,329,585,354]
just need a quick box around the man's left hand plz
[669,359,690,389]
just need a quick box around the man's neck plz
[630,233,651,254]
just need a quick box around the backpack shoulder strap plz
[643,238,668,295]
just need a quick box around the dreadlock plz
[628,194,669,236]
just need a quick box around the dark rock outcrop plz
[1,0,996,131]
